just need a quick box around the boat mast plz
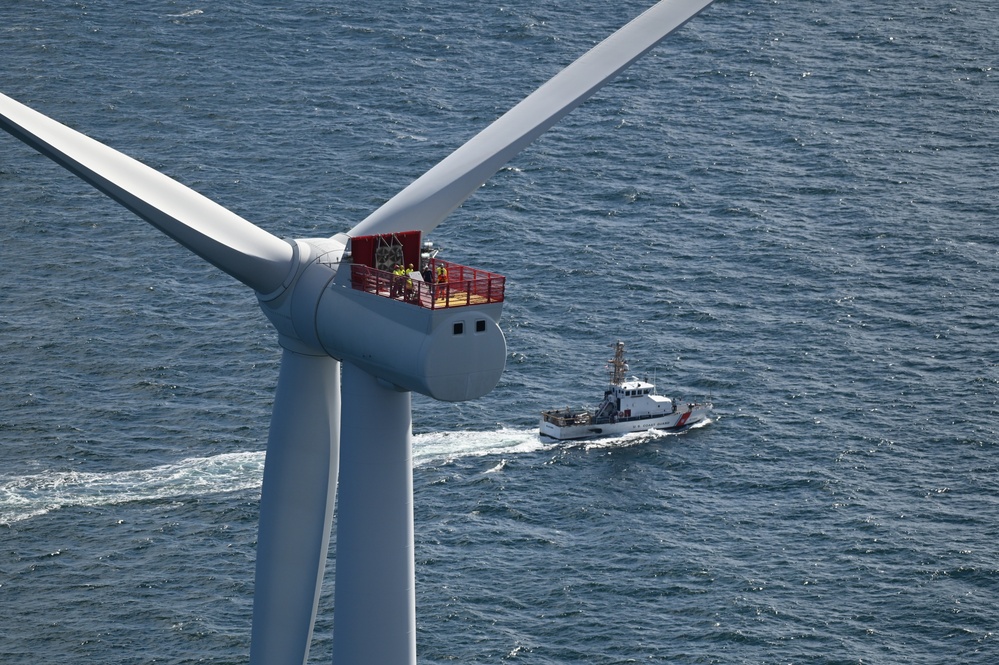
[609,341,628,386]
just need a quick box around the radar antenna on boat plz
[609,341,629,386]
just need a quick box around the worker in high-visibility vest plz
[405,264,416,301]
[391,264,405,297]
[436,264,449,301]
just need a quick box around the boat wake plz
[412,427,545,467]
[0,422,710,524]
[0,451,265,526]
[0,430,546,525]
[579,415,713,451]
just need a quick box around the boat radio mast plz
[609,341,629,386]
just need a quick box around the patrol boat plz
[539,341,712,441]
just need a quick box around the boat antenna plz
[609,341,628,386]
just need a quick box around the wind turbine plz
[0,0,715,662]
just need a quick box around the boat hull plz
[539,404,711,442]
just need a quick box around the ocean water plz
[1,0,997,663]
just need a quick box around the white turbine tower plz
[0,0,715,663]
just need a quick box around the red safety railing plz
[350,259,504,309]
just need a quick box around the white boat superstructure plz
[540,342,712,441]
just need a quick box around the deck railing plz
[350,260,505,309]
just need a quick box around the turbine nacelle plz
[259,232,507,402]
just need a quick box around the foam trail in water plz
[0,425,710,523]
[581,417,714,451]
[412,427,544,467]
[0,429,547,524]
[0,451,265,525]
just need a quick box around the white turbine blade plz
[333,362,416,664]
[348,0,714,238]
[250,350,340,665]
[0,92,294,295]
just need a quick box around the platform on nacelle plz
[347,231,504,310]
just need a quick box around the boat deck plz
[541,409,592,427]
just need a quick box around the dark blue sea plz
[2,1,997,662]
